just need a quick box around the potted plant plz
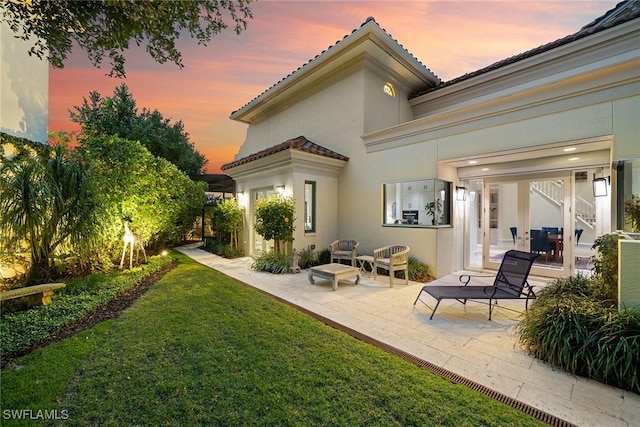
[425,199,442,225]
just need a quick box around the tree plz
[254,194,296,254]
[213,198,243,249]
[70,83,208,175]
[1,0,254,78]
[0,134,102,284]
[81,135,206,251]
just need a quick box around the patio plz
[177,243,640,427]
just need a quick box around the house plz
[222,1,640,279]
[0,13,49,143]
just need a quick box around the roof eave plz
[230,19,441,124]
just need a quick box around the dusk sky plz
[48,0,619,173]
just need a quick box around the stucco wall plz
[237,72,366,160]
[0,19,48,143]
[612,96,640,161]
[291,171,339,254]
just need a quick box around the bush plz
[295,246,318,270]
[0,255,175,358]
[254,194,295,254]
[518,275,640,393]
[591,233,621,301]
[408,256,433,282]
[212,198,243,250]
[317,248,331,265]
[251,251,290,274]
[204,240,245,259]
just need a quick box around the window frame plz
[382,178,452,228]
[304,181,316,233]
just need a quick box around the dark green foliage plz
[71,84,207,174]
[2,0,253,78]
[81,135,206,252]
[254,194,296,254]
[296,246,318,269]
[518,275,640,393]
[203,240,245,258]
[317,248,331,265]
[0,134,102,283]
[251,251,290,274]
[0,255,174,358]
[211,198,243,250]
[625,194,640,232]
[591,233,621,301]
[408,255,433,282]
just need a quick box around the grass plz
[1,252,545,426]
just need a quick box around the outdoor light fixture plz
[592,176,610,197]
[455,186,468,201]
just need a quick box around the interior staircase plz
[531,181,595,229]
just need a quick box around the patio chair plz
[373,245,410,287]
[413,250,539,320]
[530,229,551,261]
[510,227,517,245]
[330,240,359,266]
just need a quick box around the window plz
[382,178,452,227]
[304,181,316,232]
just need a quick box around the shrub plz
[251,251,290,274]
[317,248,331,265]
[254,194,295,254]
[407,256,433,282]
[82,135,206,253]
[591,233,621,301]
[518,275,639,393]
[204,241,245,259]
[625,194,640,232]
[212,198,243,250]
[296,246,318,269]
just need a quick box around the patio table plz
[308,263,361,291]
[355,255,375,276]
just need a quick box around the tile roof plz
[220,136,349,170]
[230,17,439,117]
[412,0,640,98]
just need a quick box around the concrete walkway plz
[177,244,639,427]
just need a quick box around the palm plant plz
[0,144,101,284]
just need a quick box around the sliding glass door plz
[484,173,572,278]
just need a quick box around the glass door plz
[484,173,572,278]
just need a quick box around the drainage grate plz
[256,287,576,427]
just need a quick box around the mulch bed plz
[1,261,178,369]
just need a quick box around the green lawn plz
[1,252,545,426]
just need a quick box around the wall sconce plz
[592,176,610,197]
[455,186,468,201]
[236,191,248,207]
[276,185,285,195]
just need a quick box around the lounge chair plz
[373,245,410,286]
[413,250,539,320]
[330,240,359,265]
